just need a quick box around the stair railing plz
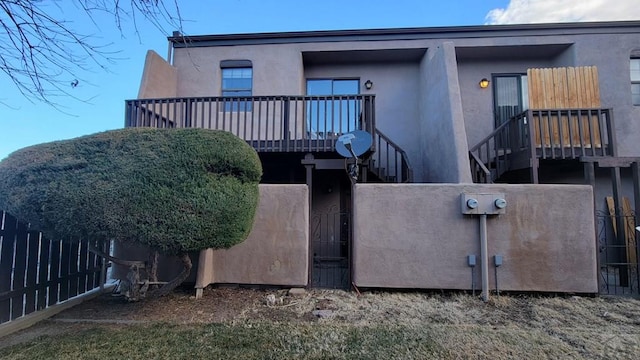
[469,151,492,184]
[468,112,528,183]
[370,129,413,183]
[469,108,615,183]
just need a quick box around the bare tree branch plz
[0,0,183,106]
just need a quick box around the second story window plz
[221,60,252,111]
[631,58,640,105]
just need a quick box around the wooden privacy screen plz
[605,197,637,268]
[527,66,602,148]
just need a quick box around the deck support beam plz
[303,154,315,288]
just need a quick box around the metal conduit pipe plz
[480,214,489,302]
[461,193,507,303]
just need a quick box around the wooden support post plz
[360,160,368,183]
[583,161,600,292]
[303,153,314,288]
[530,157,539,184]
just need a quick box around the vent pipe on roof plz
[167,31,182,64]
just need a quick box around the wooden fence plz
[0,211,105,324]
[527,66,603,149]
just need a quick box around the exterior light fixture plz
[364,80,373,90]
[479,78,490,89]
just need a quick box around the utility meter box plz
[461,193,507,215]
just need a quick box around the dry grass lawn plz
[0,287,639,359]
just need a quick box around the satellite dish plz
[335,130,373,158]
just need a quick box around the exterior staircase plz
[367,129,413,183]
[469,108,615,183]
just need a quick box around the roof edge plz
[168,20,640,44]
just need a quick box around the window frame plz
[631,58,640,106]
[220,60,253,111]
[305,78,361,137]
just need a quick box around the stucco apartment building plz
[124,21,640,297]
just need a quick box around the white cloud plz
[485,0,640,24]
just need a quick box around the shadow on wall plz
[112,183,597,295]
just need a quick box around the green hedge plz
[0,128,262,255]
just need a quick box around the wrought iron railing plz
[125,95,376,153]
[469,108,615,183]
[596,209,639,296]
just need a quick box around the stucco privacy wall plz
[137,50,177,99]
[353,183,597,293]
[420,42,472,183]
[112,185,309,287]
[195,184,308,289]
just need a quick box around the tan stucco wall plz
[173,44,304,97]
[353,183,597,293]
[113,182,597,293]
[420,42,472,183]
[168,28,640,160]
[138,50,177,99]
[195,184,309,288]
[112,184,309,287]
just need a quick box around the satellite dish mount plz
[336,130,373,183]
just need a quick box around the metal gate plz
[311,211,350,289]
[596,210,640,296]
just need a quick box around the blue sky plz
[1,0,638,160]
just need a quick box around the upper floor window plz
[221,60,252,111]
[631,58,640,105]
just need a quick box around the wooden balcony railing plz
[125,95,376,153]
[370,129,413,183]
[469,108,616,183]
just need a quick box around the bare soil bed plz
[2,286,640,359]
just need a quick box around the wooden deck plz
[470,66,615,183]
[469,108,615,183]
[125,95,376,154]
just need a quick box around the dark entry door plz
[310,170,351,289]
[493,74,528,128]
[493,74,529,148]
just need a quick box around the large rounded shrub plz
[0,128,262,256]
